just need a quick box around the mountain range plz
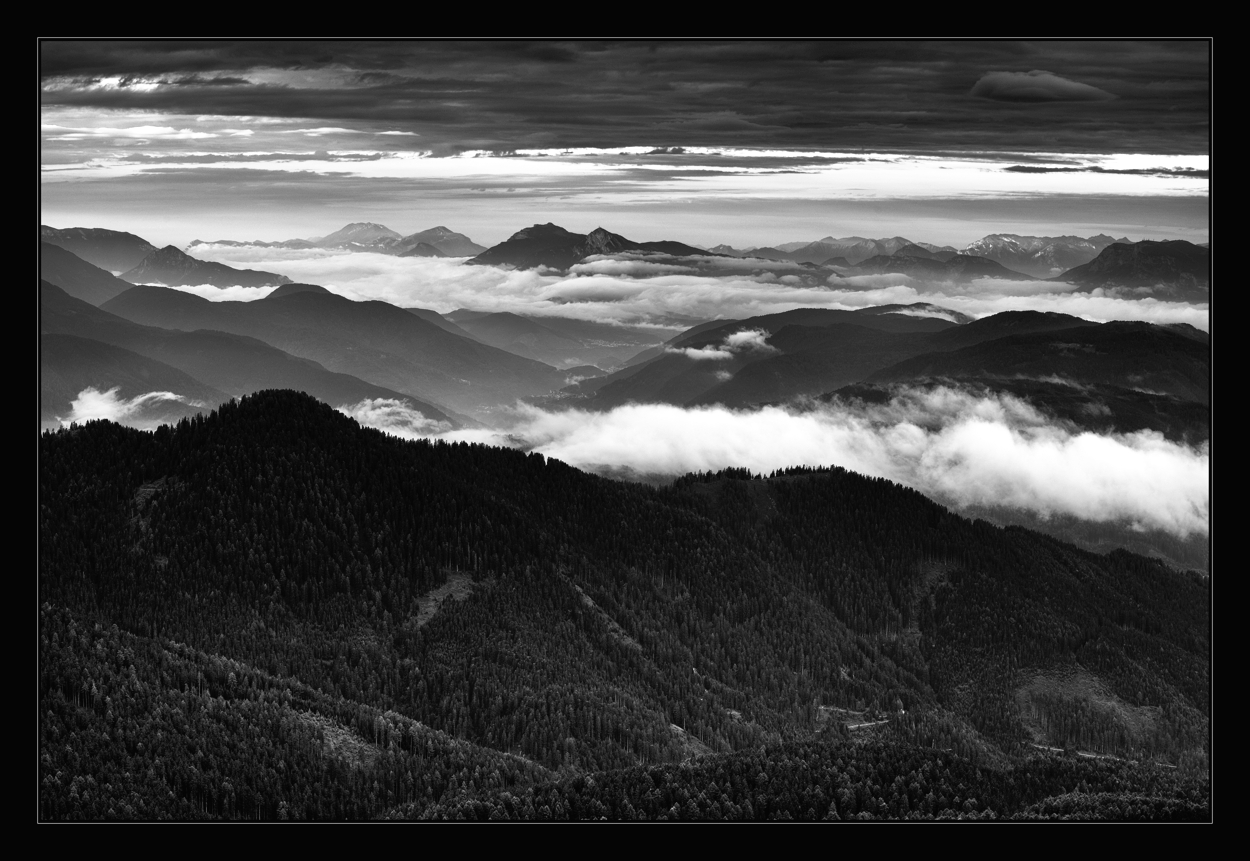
[40,280,453,430]
[41,225,158,273]
[1054,240,1210,302]
[98,284,566,422]
[467,223,713,271]
[702,233,1160,278]
[37,212,1211,821]
[444,310,667,370]
[847,253,1033,282]
[120,245,292,289]
[188,223,487,258]
[40,226,1209,566]
[964,234,1134,278]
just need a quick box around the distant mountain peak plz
[121,245,291,288]
[316,222,403,246]
[509,223,578,241]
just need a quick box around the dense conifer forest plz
[38,390,1210,820]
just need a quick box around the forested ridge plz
[38,390,1210,820]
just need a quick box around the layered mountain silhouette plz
[850,253,1033,282]
[866,319,1211,405]
[40,225,157,273]
[100,285,566,421]
[891,243,958,262]
[314,222,402,247]
[965,234,1133,278]
[40,333,231,429]
[468,223,711,271]
[394,226,486,257]
[40,242,137,306]
[188,223,486,257]
[565,308,1208,415]
[569,308,959,410]
[446,310,666,370]
[121,246,292,289]
[708,234,1138,274]
[1054,240,1210,302]
[40,280,452,427]
[855,303,975,324]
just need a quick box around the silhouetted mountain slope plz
[122,246,292,288]
[830,378,1210,445]
[396,226,486,257]
[41,225,157,273]
[743,247,791,262]
[403,307,482,341]
[687,325,939,408]
[396,242,445,257]
[868,322,1211,405]
[1055,241,1209,302]
[570,310,1171,413]
[38,390,1209,819]
[40,242,137,306]
[100,285,565,420]
[41,281,451,424]
[315,222,401,247]
[855,303,975,324]
[188,224,486,258]
[40,333,230,429]
[188,238,318,250]
[920,310,1099,351]
[891,243,944,260]
[447,311,665,369]
[265,282,332,299]
[577,310,962,409]
[778,236,925,265]
[853,254,1033,282]
[964,234,1131,278]
[468,224,711,271]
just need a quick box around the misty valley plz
[39,218,1209,822]
[40,38,1209,823]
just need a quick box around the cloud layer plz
[335,398,453,439]
[58,386,201,428]
[178,247,1210,332]
[410,387,1208,539]
[40,41,1207,155]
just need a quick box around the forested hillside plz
[38,391,1210,820]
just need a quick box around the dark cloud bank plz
[41,40,1209,155]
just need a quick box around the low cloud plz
[435,388,1208,539]
[58,386,201,427]
[971,70,1116,103]
[179,247,1209,333]
[570,257,695,277]
[667,328,778,360]
[157,282,282,301]
[336,398,453,439]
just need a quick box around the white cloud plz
[336,398,453,439]
[177,247,1209,332]
[57,386,201,428]
[441,389,1208,539]
[667,327,779,360]
[44,124,219,140]
[160,283,282,302]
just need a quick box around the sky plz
[41,40,1210,249]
